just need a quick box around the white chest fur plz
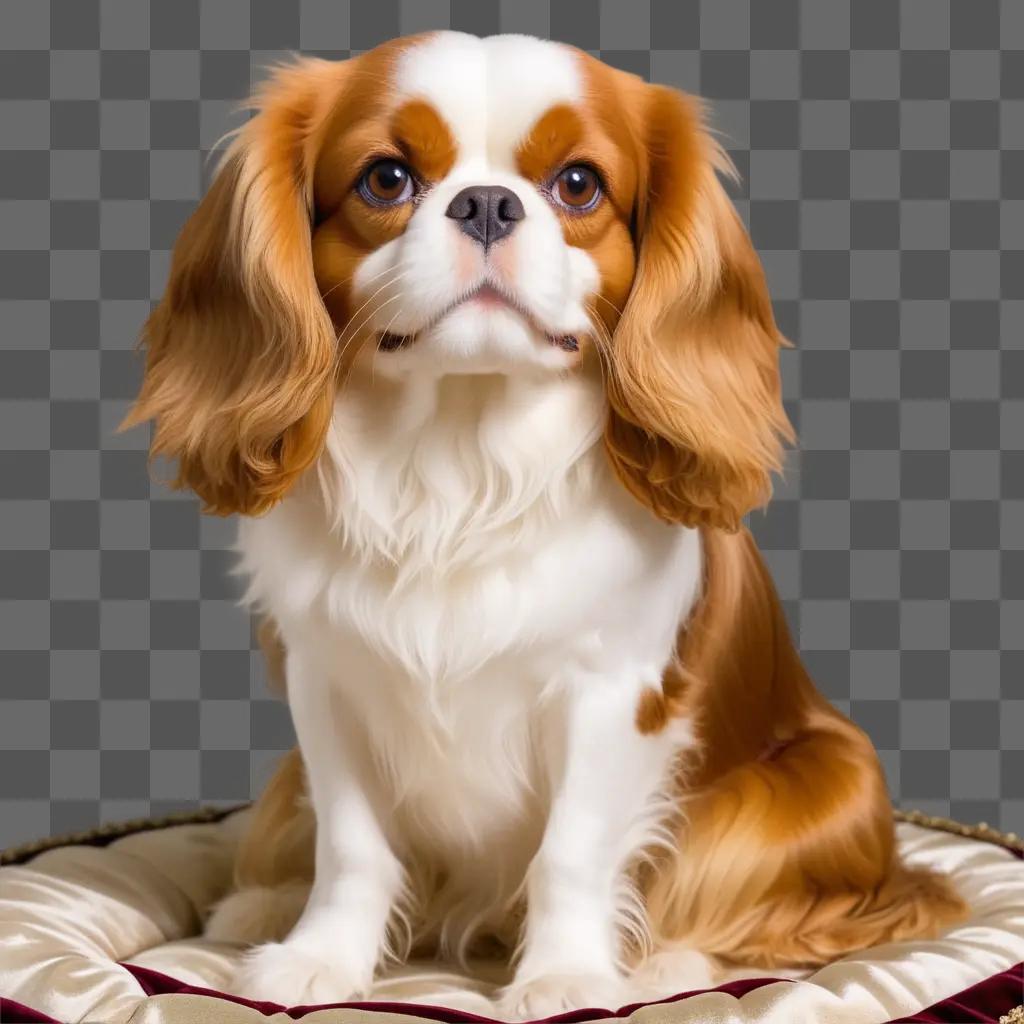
[236,368,701,945]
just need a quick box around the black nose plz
[445,185,525,248]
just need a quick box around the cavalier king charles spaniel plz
[127,31,966,1017]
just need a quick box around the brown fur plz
[123,40,427,515]
[601,83,793,532]
[634,686,671,734]
[637,529,966,967]
[390,99,458,181]
[121,59,349,515]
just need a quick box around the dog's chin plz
[372,301,581,377]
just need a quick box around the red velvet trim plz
[4,962,1021,1023]
[0,996,61,1023]
[117,960,1024,1024]
[887,960,1023,1023]
[122,962,785,1022]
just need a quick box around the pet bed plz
[1,806,1021,1024]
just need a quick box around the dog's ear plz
[604,86,793,531]
[123,59,348,515]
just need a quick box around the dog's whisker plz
[370,305,406,385]
[337,291,404,368]
[334,270,410,352]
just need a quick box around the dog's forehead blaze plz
[392,33,584,167]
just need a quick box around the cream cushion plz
[1,809,1022,1023]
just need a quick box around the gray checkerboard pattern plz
[0,0,1022,849]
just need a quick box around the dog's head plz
[127,32,791,529]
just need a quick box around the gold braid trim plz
[1,805,1021,869]
[1000,1005,1024,1024]
[895,808,1024,858]
[0,803,248,867]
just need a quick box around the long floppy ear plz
[123,59,346,515]
[604,86,793,531]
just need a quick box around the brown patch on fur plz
[516,104,585,182]
[636,665,694,735]
[256,617,287,696]
[635,686,668,734]
[392,99,457,181]
[638,528,967,968]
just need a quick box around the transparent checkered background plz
[0,0,1022,849]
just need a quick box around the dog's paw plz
[628,947,717,1000]
[231,941,371,1006]
[499,970,624,1021]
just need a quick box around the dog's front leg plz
[501,669,685,1019]
[234,650,404,1005]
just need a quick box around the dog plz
[126,31,966,1017]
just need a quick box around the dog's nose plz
[445,185,525,248]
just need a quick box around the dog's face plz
[128,32,791,528]
[313,34,632,377]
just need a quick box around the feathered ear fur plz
[123,59,347,515]
[605,86,793,530]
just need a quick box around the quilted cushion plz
[0,808,1022,1024]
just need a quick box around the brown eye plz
[553,165,601,211]
[359,159,415,205]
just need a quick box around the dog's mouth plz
[377,285,579,353]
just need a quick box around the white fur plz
[229,33,704,1015]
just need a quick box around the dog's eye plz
[552,165,601,211]
[359,159,415,205]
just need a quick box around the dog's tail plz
[642,530,968,968]
[205,881,310,945]
[643,726,968,967]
